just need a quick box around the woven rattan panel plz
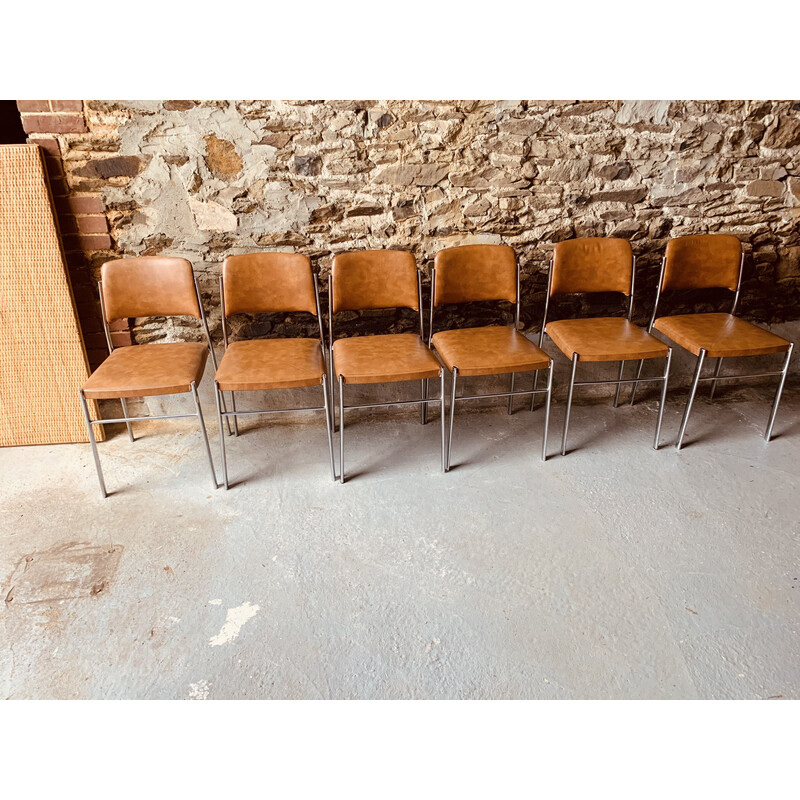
[0,143,103,445]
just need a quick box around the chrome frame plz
[638,250,793,448]
[540,252,672,454]
[214,272,336,489]
[332,268,445,484]
[432,257,553,469]
[81,277,219,498]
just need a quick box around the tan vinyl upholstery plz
[331,250,419,313]
[653,313,790,358]
[215,339,325,391]
[82,342,208,399]
[551,237,632,296]
[101,256,201,321]
[333,333,441,384]
[432,326,549,377]
[223,252,317,316]
[662,234,741,292]
[433,244,517,306]
[546,318,669,362]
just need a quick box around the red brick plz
[29,137,61,156]
[42,154,64,179]
[76,214,109,234]
[111,331,133,347]
[78,233,112,250]
[17,100,49,113]
[63,233,111,252]
[51,100,83,112]
[108,318,130,332]
[63,195,104,214]
[22,113,87,134]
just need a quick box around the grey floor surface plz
[1,377,798,700]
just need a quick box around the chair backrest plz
[432,244,517,307]
[331,250,419,313]
[550,237,633,297]
[101,256,201,321]
[222,252,317,317]
[662,234,742,292]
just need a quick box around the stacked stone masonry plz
[18,99,800,365]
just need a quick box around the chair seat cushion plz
[215,338,325,391]
[653,313,791,358]
[333,333,441,385]
[82,342,208,399]
[546,317,668,362]
[432,325,550,376]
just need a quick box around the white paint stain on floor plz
[188,680,210,700]
[208,599,222,605]
[209,602,260,647]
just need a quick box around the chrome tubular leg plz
[508,372,515,415]
[191,381,217,489]
[328,352,337,432]
[709,357,723,400]
[440,368,446,473]
[119,397,135,442]
[230,391,239,436]
[446,367,458,472]
[80,391,107,498]
[322,374,336,481]
[561,354,579,456]
[218,391,233,437]
[542,362,553,462]
[676,349,706,452]
[531,370,539,411]
[613,361,625,407]
[765,343,794,441]
[653,349,672,450]
[214,384,229,490]
[629,359,645,405]
[338,375,345,484]
[421,378,428,425]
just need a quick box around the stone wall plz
[19,100,800,362]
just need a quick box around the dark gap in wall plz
[0,101,27,144]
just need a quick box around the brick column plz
[16,100,131,367]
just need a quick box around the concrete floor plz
[1,355,798,700]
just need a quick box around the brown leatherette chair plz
[542,238,672,455]
[214,252,336,488]
[430,244,553,468]
[329,249,445,483]
[79,256,218,497]
[637,234,794,450]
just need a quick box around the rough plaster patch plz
[188,198,237,232]
[209,602,260,647]
[188,680,210,700]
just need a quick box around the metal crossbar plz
[574,376,667,387]
[220,406,326,417]
[455,388,550,402]
[695,371,784,382]
[342,397,441,412]
[90,413,196,425]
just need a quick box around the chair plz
[79,256,218,497]
[213,252,336,488]
[634,234,794,450]
[429,244,553,468]
[329,249,445,483]
[541,237,672,455]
